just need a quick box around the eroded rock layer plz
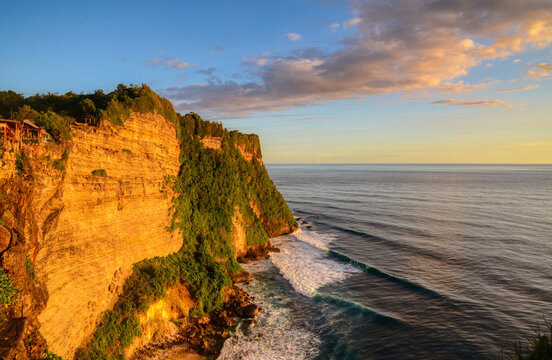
[35,113,182,358]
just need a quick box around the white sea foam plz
[217,261,321,360]
[270,228,362,298]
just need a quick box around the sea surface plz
[217,164,552,360]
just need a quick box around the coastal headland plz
[0,84,297,359]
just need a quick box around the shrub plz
[501,322,552,360]
[26,254,36,279]
[53,150,68,171]
[43,348,64,360]
[91,169,107,177]
[0,269,18,307]
[122,148,132,154]
[76,247,231,359]
[15,151,29,176]
[99,84,178,126]
[14,105,39,122]
[33,111,72,142]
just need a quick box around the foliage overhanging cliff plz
[0,84,297,360]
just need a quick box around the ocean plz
[217,164,552,360]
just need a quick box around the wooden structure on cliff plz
[74,114,98,127]
[0,119,49,145]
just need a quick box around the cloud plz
[241,57,269,67]
[525,63,552,78]
[329,23,340,32]
[536,62,552,70]
[163,0,552,118]
[513,59,521,63]
[343,17,361,28]
[292,47,326,60]
[431,99,509,107]
[255,58,268,66]
[147,57,193,69]
[197,67,217,76]
[509,140,552,149]
[286,33,302,41]
[498,84,540,92]
[437,80,495,93]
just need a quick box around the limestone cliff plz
[0,86,296,360]
[35,113,183,358]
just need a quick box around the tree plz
[80,98,96,115]
[14,105,39,122]
[0,90,24,118]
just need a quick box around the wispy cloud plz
[343,17,361,28]
[510,140,552,149]
[525,63,552,79]
[286,33,302,41]
[163,0,552,118]
[147,57,193,69]
[498,84,540,92]
[536,63,552,71]
[329,23,340,32]
[437,81,495,93]
[197,67,217,76]
[431,99,510,107]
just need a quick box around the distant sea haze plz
[218,164,552,360]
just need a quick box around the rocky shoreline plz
[130,242,279,360]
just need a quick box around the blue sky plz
[1,0,551,163]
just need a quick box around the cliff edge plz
[0,85,297,359]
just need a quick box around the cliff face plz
[0,88,296,360]
[34,113,183,358]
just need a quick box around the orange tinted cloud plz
[431,99,509,107]
[525,63,552,79]
[498,85,540,92]
[164,0,552,117]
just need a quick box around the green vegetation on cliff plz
[75,89,295,360]
[76,245,230,360]
[26,255,36,279]
[2,83,295,359]
[91,169,108,177]
[0,269,18,308]
[0,84,177,140]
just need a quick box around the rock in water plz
[242,304,259,318]
[230,271,252,283]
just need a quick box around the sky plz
[1,0,551,163]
